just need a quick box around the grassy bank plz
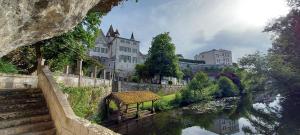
[61,86,108,123]
[109,93,178,111]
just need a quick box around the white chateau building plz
[194,49,232,65]
[89,25,146,80]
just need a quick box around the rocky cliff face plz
[0,0,104,57]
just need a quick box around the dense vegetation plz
[3,12,105,75]
[61,86,109,123]
[180,72,239,104]
[0,59,18,73]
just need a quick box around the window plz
[133,42,138,45]
[120,46,126,52]
[101,48,107,53]
[132,49,138,53]
[126,41,130,44]
[93,47,100,52]
[119,55,131,63]
[120,39,125,43]
[119,46,132,53]
[132,57,137,63]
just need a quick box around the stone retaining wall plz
[0,73,112,89]
[55,74,111,87]
[0,73,37,88]
[119,82,185,95]
[38,67,118,135]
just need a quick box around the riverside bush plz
[61,86,106,123]
[218,76,238,97]
[0,59,18,73]
[154,99,172,111]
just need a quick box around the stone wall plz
[0,73,112,89]
[119,82,185,95]
[55,74,111,87]
[38,67,118,135]
[0,73,37,88]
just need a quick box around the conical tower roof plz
[130,32,135,40]
[115,29,120,35]
[106,25,115,37]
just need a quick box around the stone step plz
[0,88,41,95]
[0,92,43,100]
[122,108,137,114]
[0,121,54,135]
[0,107,49,120]
[0,114,51,129]
[0,97,44,105]
[139,110,152,116]
[0,101,47,113]
[22,128,56,135]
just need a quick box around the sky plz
[101,0,290,62]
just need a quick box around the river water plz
[107,92,300,135]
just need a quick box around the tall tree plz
[264,3,300,90]
[145,32,182,84]
[135,64,151,82]
[3,12,104,73]
[238,52,269,91]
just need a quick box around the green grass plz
[0,59,18,74]
[109,101,118,110]
[109,93,177,110]
[142,94,176,108]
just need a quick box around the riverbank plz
[109,93,178,111]
[183,97,240,114]
[108,93,240,122]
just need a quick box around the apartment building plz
[194,49,232,65]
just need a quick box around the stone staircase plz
[0,88,55,135]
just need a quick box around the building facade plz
[89,25,146,79]
[179,58,205,73]
[194,49,232,65]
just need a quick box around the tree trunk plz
[159,75,162,84]
[35,42,42,74]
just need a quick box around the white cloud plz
[101,0,289,61]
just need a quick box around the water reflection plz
[106,92,300,135]
[183,115,239,135]
[209,116,239,134]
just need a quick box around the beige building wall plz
[89,26,146,79]
[195,49,232,65]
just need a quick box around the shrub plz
[131,76,139,83]
[173,92,182,105]
[201,84,218,101]
[181,87,195,104]
[188,72,211,95]
[154,99,171,111]
[61,86,105,121]
[0,59,18,73]
[218,76,238,97]
[181,72,214,103]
